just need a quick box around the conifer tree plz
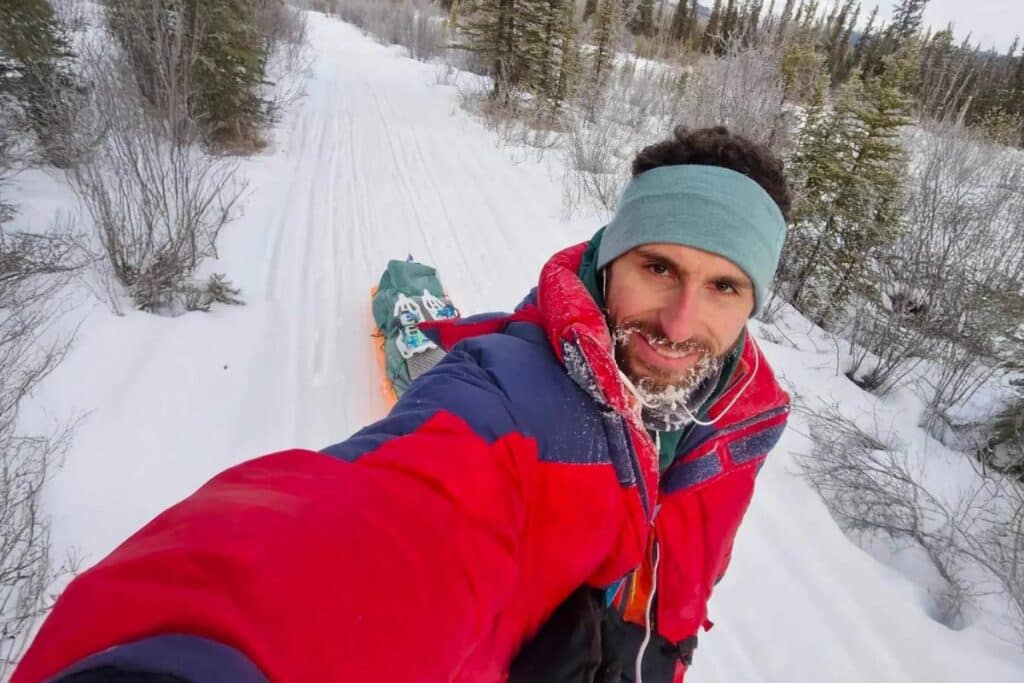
[107,0,270,150]
[591,0,622,93]
[447,0,462,31]
[784,48,914,325]
[822,48,914,322]
[886,0,928,46]
[831,2,858,83]
[520,0,579,111]
[630,0,656,37]
[687,0,700,44]
[852,3,878,65]
[669,0,689,42]
[824,0,857,82]
[193,0,269,149]
[1011,45,1024,120]
[776,0,796,45]
[779,31,826,102]
[720,0,738,44]
[763,0,777,32]
[863,0,926,77]
[0,0,76,166]
[703,0,723,53]
[463,0,578,111]
[456,0,522,104]
[744,0,764,45]
[553,0,581,106]
[792,0,805,27]
[798,0,819,31]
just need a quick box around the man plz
[13,126,791,683]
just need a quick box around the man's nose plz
[659,285,701,343]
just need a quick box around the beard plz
[611,321,725,432]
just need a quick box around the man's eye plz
[714,280,738,294]
[646,262,670,276]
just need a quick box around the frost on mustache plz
[612,324,724,426]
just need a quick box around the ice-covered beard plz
[612,322,724,432]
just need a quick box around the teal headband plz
[596,164,788,315]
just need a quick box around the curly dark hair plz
[632,125,792,221]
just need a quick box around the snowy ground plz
[12,11,1024,682]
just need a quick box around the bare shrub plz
[799,401,1024,642]
[335,0,446,63]
[845,119,1024,426]
[560,100,635,215]
[561,40,791,216]
[308,0,339,14]
[676,39,791,151]
[981,395,1024,480]
[0,225,83,677]
[71,35,246,315]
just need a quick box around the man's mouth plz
[640,334,698,359]
[632,332,702,372]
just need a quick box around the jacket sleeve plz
[13,349,635,683]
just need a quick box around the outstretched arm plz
[14,349,636,683]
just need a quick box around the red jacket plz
[14,243,788,683]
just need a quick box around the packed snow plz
[11,11,1024,682]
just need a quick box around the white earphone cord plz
[617,344,759,427]
[635,540,661,683]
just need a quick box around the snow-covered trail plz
[19,12,1024,682]
[216,18,587,449]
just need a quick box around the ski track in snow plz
[14,13,1024,682]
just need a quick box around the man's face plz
[605,243,754,394]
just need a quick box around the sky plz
[877,0,1022,53]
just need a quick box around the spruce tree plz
[782,72,855,316]
[784,48,914,325]
[703,0,723,53]
[824,0,857,82]
[193,0,269,149]
[792,0,805,27]
[591,0,622,94]
[745,0,764,45]
[519,0,579,112]
[886,0,928,46]
[763,0,777,33]
[852,4,878,66]
[630,0,656,37]
[831,2,858,83]
[776,0,796,45]
[720,0,738,44]
[0,0,75,166]
[822,49,914,323]
[863,0,926,77]
[455,0,522,104]
[554,0,581,107]
[669,0,689,42]
[447,0,462,32]
[1012,46,1024,120]
[466,0,578,111]
[687,0,700,44]
[798,0,819,31]
[107,0,270,150]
